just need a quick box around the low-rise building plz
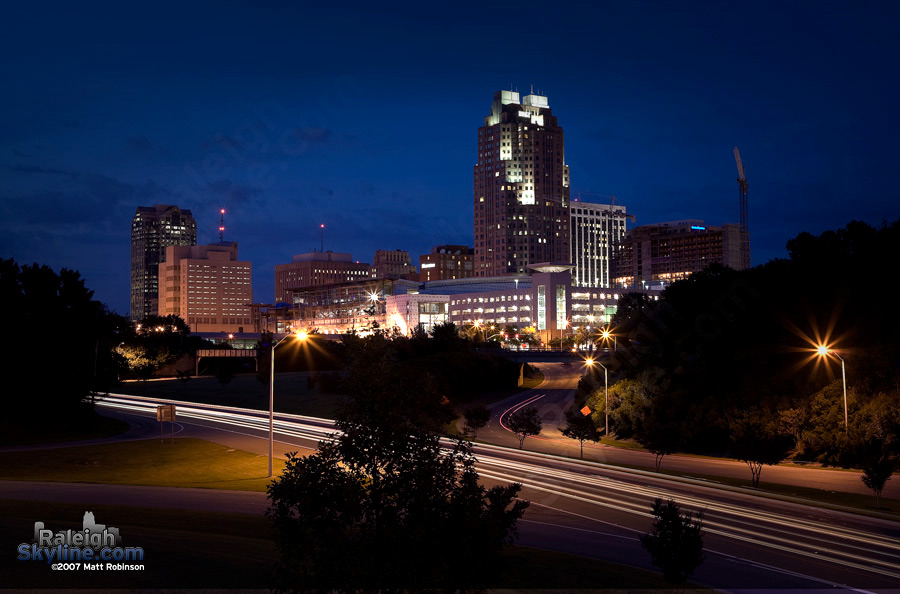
[274,251,371,304]
[418,245,474,282]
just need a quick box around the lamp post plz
[817,345,848,434]
[586,358,609,437]
[269,329,308,477]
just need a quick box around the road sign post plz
[156,404,176,443]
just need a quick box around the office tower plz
[131,204,197,321]
[474,89,570,277]
[418,245,474,282]
[371,249,417,279]
[570,200,631,288]
[274,251,371,304]
[158,242,252,333]
[613,220,744,288]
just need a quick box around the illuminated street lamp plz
[817,345,848,433]
[269,329,308,477]
[585,358,609,437]
[600,327,617,351]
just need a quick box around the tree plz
[636,394,683,472]
[640,498,705,589]
[730,409,794,488]
[463,403,491,438]
[507,405,542,449]
[176,369,192,389]
[861,457,894,510]
[214,360,237,386]
[560,408,601,459]
[268,333,528,591]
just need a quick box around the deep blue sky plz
[2,1,898,315]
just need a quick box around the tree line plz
[577,220,900,495]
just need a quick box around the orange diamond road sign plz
[580,406,591,416]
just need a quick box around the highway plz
[89,392,900,592]
[483,362,900,499]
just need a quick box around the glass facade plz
[537,285,546,330]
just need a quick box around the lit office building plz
[474,89,570,276]
[274,251,371,304]
[131,204,196,320]
[613,220,744,288]
[419,245,474,282]
[570,200,631,288]
[158,242,252,333]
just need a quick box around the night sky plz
[2,1,898,316]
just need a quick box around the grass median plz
[0,438,281,491]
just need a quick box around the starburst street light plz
[600,326,617,351]
[269,329,309,477]
[816,345,849,433]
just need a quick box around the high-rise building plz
[613,220,744,289]
[474,90,570,277]
[274,251,371,304]
[158,242,252,333]
[371,249,417,279]
[570,200,632,288]
[131,204,197,321]
[418,245,474,282]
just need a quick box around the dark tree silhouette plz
[730,410,794,488]
[267,334,528,591]
[463,403,491,438]
[560,408,601,459]
[507,405,543,449]
[861,457,894,509]
[640,498,705,589]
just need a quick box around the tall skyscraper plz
[474,90,570,277]
[570,200,632,288]
[130,204,197,321]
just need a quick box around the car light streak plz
[99,393,900,583]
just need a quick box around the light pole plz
[817,345,848,434]
[586,358,609,437]
[269,329,308,477]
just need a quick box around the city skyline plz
[2,1,898,315]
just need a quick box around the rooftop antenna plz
[218,208,226,242]
[320,223,325,252]
[733,147,750,269]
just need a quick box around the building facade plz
[474,90,570,277]
[371,249,417,279]
[158,242,252,333]
[613,220,744,288]
[385,294,451,336]
[130,204,197,320]
[570,200,631,288]
[445,264,623,345]
[274,251,371,304]
[418,245,474,282]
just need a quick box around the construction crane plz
[733,147,750,269]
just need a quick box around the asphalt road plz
[4,381,899,592]
[483,362,900,499]
[58,393,900,591]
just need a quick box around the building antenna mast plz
[219,209,226,242]
[320,223,325,252]
[733,146,750,269]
